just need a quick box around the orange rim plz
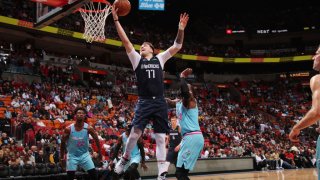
[76,0,111,13]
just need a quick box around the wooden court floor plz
[166,168,318,180]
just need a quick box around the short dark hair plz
[73,107,87,116]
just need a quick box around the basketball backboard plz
[33,0,91,28]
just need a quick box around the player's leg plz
[80,153,97,180]
[66,155,78,180]
[115,99,151,174]
[175,138,187,180]
[130,156,142,179]
[163,152,172,174]
[175,165,190,180]
[153,98,170,179]
[114,126,143,174]
[123,127,143,159]
[155,133,167,174]
[163,150,177,174]
[176,134,204,179]
[125,162,140,180]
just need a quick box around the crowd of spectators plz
[0,0,319,58]
[0,4,319,176]
[0,41,318,178]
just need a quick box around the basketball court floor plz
[164,168,317,180]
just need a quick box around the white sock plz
[155,133,167,176]
[163,161,170,172]
[157,161,168,176]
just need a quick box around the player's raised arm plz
[289,46,320,143]
[168,13,189,56]
[157,13,189,68]
[112,5,134,54]
[180,68,196,108]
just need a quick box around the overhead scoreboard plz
[139,0,165,11]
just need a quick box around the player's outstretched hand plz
[112,4,119,21]
[289,127,300,143]
[179,13,189,30]
[141,162,148,171]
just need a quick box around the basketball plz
[113,0,131,16]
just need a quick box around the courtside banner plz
[17,20,33,28]
[0,15,313,63]
[78,67,108,75]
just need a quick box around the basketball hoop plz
[77,0,112,43]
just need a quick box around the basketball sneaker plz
[114,157,129,174]
[157,171,168,180]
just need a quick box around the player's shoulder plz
[310,74,320,86]
[311,74,320,80]
[64,126,72,134]
[86,124,94,132]
[153,55,161,60]
[310,74,320,92]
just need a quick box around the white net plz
[79,1,111,43]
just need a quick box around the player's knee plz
[129,127,142,140]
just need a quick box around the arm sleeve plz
[156,49,173,69]
[180,78,190,100]
[127,49,141,70]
